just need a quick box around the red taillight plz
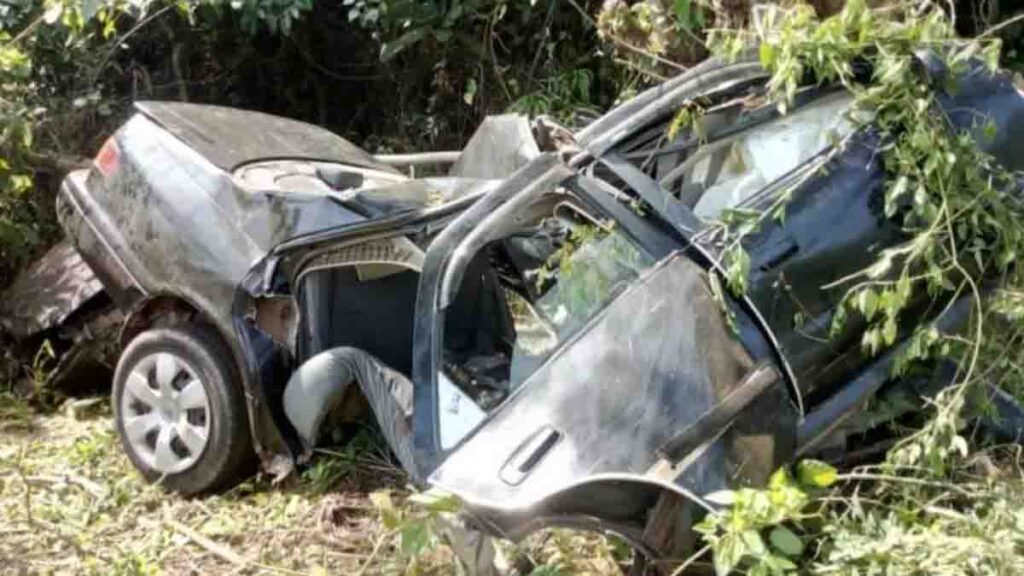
[94,137,120,177]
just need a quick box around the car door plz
[409,154,797,540]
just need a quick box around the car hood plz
[134,101,397,174]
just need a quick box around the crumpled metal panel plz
[430,253,797,528]
[576,59,767,158]
[1,240,104,338]
[691,92,855,218]
[61,112,370,465]
[345,177,502,219]
[134,101,396,174]
[449,115,541,179]
[574,56,735,146]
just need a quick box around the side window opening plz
[442,248,517,408]
[440,194,656,424]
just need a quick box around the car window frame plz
[410,156,680,473]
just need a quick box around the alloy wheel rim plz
[121,352,211,474]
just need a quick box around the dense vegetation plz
[5,0,1024,574]
[683,1,1024,573]
[0,0,629,287]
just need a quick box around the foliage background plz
[2,0,1022,289]
[0,0,626,288]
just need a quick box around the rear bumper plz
[57,169,145,310]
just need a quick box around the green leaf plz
[895,274,912,302]
[759,42,776,68]
[796,459,838,488]
[983,119,998,143]
[768,467,795,490]
[10,174,32,195]
[667,105,694,141]
[882,316,898,345]
[43,2,63,24]
[406,488,462,513]
[725,245,751,296]
[951,435,969,457]
[463,78,478,106]
[715,533,745,576]
[369,490,400,529]
[769,526,804,557]
[741,529,767,557]
[400,521,429,556]
[857,290,879,320]
[674,0,702,31]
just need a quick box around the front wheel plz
[112,323,253,495]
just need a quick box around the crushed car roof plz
[134,101,397,174]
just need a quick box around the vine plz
[688,0,1024,573]
[708,0,1016,414]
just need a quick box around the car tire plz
[112,323,253,495]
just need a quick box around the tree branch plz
[979,12,1024,39]
[563,0,688,72]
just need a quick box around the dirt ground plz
[0,396,623,576]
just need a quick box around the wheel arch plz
[118,294,245,387]
[116,292,261,447]
[119,294,206,348]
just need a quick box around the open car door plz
[409,155,798,551]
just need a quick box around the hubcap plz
[121,352,211,474]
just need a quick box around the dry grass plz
[0,396,622,576]
[0,401,394,575]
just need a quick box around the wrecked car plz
[47,51,1024,563]
[50,101,555,486]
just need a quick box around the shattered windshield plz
[652,92,857,220]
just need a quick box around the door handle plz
[499,426,562,486]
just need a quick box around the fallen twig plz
[23,473,107,500]
[5,14,44,47]
[165,517,247,567]
[89,4,177,86]
[563,0,688,72]
[355,530,395,576]
[838,472,978,498]
[979,12,1024,39]
[165,516,312,576]
[671,544,711,576]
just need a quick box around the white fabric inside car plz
[691,92,856,219]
